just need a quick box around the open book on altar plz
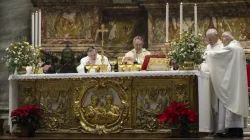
[141,55,170,71]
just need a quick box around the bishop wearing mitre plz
[123,36,151,64]
[76,47,111,73]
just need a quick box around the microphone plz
[56,62,69,74]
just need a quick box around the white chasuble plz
[207,40,249,131]
[76,54,111,73]
[124,48,151,64]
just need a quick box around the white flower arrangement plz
[169,32,205,65]
[2,40,41,73]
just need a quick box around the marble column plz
[0,0,32,109]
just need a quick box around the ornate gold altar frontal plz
[15,73,198,136]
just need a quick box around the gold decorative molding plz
[38,81,74,130]
[14,75,198,134]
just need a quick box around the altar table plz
[8,71,210,136]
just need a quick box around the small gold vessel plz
[183,61,194,70]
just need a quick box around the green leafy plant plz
[169,32,205,65]
[2,39,40,73]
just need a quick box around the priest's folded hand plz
[123,57,135,64]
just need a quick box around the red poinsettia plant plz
[157,101,198,129]
[11,105,41,129]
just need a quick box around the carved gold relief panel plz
[18,81,37,107]
[73,78,131,134]
[37,80,73,130]
[132,76,196,131]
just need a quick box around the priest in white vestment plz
[201,29,223,72]
[123,36,151,64]
[76,47,111,73]
[206,31,248,138]
[205,29,223,51]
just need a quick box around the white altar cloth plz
[8,71,198,80]
[8,71,211,132]
[196,71,212,132]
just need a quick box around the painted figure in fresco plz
[108,21,117,40]
[123,36,151,64]
[55,11,82,38]
[169,17,180,40]
[125,24,133,36]
[212,17,217,28]
[183,17,194,32]
[85,12,92,39]
[92,7,99,39]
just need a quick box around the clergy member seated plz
[206,32,248,138]
[76,46,111,73]
[123,36,151,64]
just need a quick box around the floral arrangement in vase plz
[157,101,198,135]
[169,32,205,66]
[11,105,41,137]
[2,39,41,74]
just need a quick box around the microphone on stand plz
[56,62,69,74]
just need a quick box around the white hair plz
[206,28,218,36]
[222,31,235,41]
[133,36,144,43]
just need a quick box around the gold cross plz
[96,24,108,47]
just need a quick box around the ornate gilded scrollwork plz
[73,78,130,134]
[135,86,170,131]
[19,87,37,106]
[169,84,189,104]
[133,78,190,131]
[39,83,73,131]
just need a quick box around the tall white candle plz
[35,10,38,47]
[180,2,183,39]
[31,12,35,47]
[166,3,169,42]
[38,9,42,47]
[194,4,198,36]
